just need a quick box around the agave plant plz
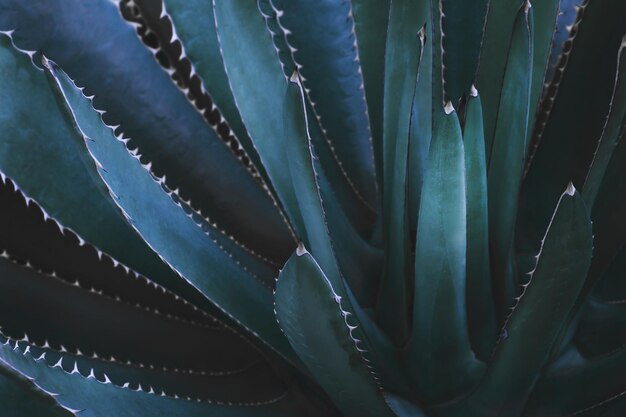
[0,0,624,415]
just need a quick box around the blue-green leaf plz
[407,105,484,404]
[44,59,296,364]
[487,1,533,321]
[463,89,497,361]
[271,0,378,210]
[0,0,293,262]
[464,185,593,417]
[377,0,426,345]
[275,248,395,417]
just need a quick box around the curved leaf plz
[463,89,497,361]
[487,1,533,320]
[0,0,293,262]
[43,59,296,364]
[0,335,315,417]
[465,185,592,417]
[275,248,395,417]
[0,365,71,417]
[407,106,484,404]
[519,0,626,260]
[271,0,378,210]
[377,0,426,345]
[352,0,391,188]
[441,0,489,103]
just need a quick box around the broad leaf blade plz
[487,1,533,321]
[583,37,626,206]
[271,0,378,209]
[0,0,293,262]
[463,89,497,361]
[468,185,593,416]
[407,106,483,404]
[352,0,391,188]
[377,0,426,345]
[44,59,296,364]
[0,335,313,417]
[0,33,210,311]
[476,0,522,154]
[519,0,626,261]
[274,249,395,417]
[441,0,489,103]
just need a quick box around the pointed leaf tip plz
[296,243,307,256]
[444,101,455,114]
[470,85,478,97]
[565,182,576,196]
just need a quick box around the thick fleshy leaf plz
[575,300,626,357]
[275,249,395,417]
[13,340,287,406]
[384,394,427,417]
[528,0,559,128]
[0,255,260,374]
[463,89,497,361]
[0,176,212,325]
[441,0,489,103]
[0,0,293,263]
[282,76,407,393]
[593,243,626,302]
[407,106,484,404]
[0,365,71,417]
[352,0,391,188]
[583,37,626,206]
[43,59,296,364]
[134,0,263,176]
[487,1,533,321]
[588,125,626,293]
[518,0,626,260]
[0,335,319,417]
[463,185,593,417]
[524,346,626,417]
[214,5,389,376]
[271,0,378,210]
[407,4,433,234]
[0,28,199,311]
[476,0,523,153]
[377,0,426,345]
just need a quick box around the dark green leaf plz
[487,1,533,321]
[377,0,426,345]
[519,0,626,261]
[275,248,395,417]
[407,106,483,404]
[0,33,212,313]
[583,38,626,206]
[463,89,497,361]
[0,365,71,417]
[44,59,296,364]
[441,0,489,103]
[0,334,315,417]
[270,0,378,210]
[0,0,294,262]
[465,185,592,416]
[352,0,391,189]
[524,346,626,417]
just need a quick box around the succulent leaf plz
[486,0,534,321]
[463,185,593,416]
[377,0,427,345]
[43,59,297,365]
[463,89,497,361]
[408,106,484,403]
[270,0,379,210]
[0,0,294,263]
[274,248,395,417]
